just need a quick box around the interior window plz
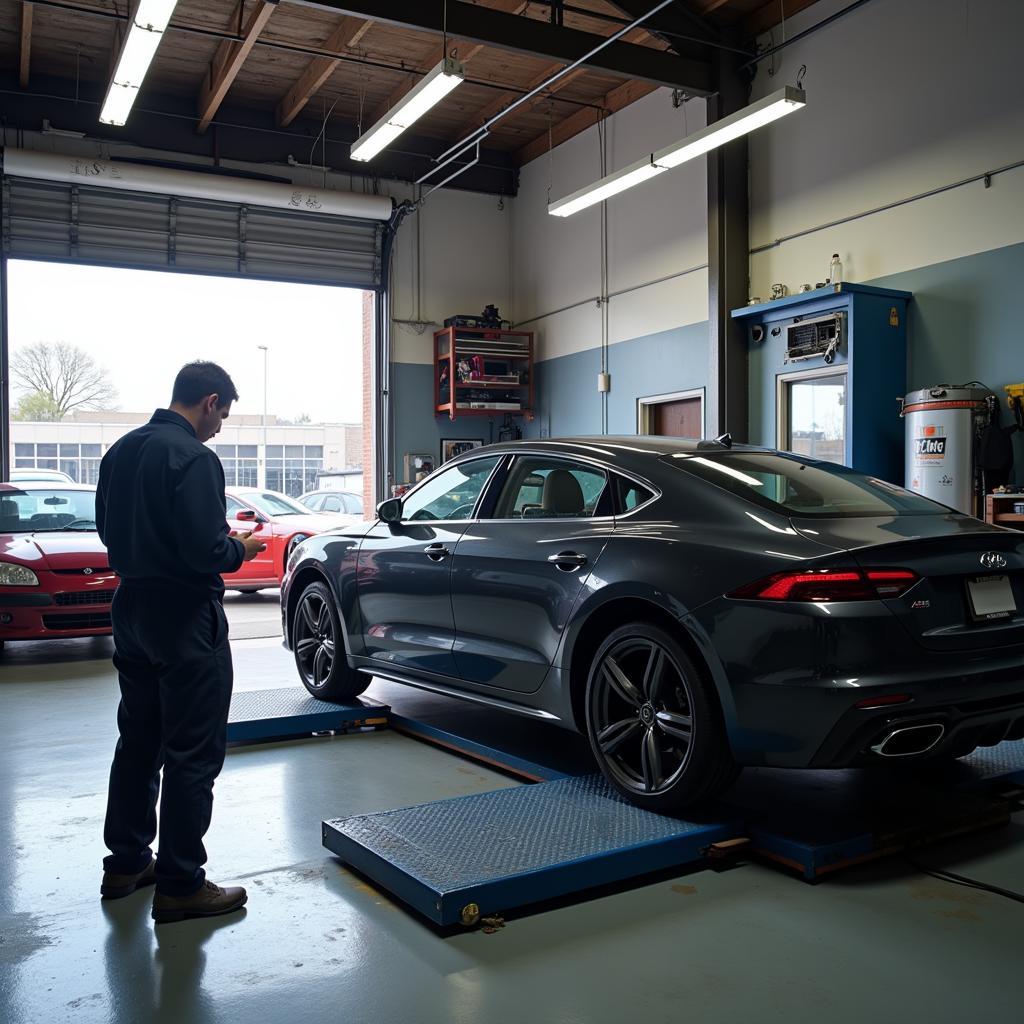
[493,457,608,519]
[615,476,654,513]
[402,457,500,522]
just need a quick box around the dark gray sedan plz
[281,437,1024,810]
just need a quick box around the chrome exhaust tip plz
[870,723,945,758]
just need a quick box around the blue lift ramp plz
[227,687,389,744]
[323,775,742,927]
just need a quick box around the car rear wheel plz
[585,622,738,812]
[293,581,368,701]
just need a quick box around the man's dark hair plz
[171,362,239,409]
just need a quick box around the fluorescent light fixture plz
[548,86,805,217]
[351,57,465,162]
[100,0,179,126]
[652,86,806,169]
[548,159,666,217]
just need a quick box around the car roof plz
[300,489,358,497]
[449,436,771,461]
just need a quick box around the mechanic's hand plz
[235,530,267,562]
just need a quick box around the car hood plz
[0,532,109,570]
[272,513,360,534]
[788,512,1002,552]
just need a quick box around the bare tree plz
[11,342,118,418]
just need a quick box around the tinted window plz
[493,457,608,519]
[667,453,948,517]
[615,476,654,513]
[403,457,500,522]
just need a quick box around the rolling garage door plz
[1,171,386,288]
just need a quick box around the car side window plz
[343,494,364,515]
[492,457,608,519]
[614,476,655,513]
[225,496,246,518]
[402,457,501,522]
[323,495,343,513]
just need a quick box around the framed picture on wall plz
[403,452,435,483]
[441,438,484,463]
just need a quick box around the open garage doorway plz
[3,260,374,643]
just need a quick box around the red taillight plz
[855,694,913,709]
[730,567,919,602]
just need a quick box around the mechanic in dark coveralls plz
[96,362,265,923]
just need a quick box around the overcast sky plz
[7,261,365,424]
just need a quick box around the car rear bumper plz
[696,597,1024,768]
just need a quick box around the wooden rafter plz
[276,15,374,128]
[697,0,733,14]
[198,0,277,133]
[515,77,658,167]
[20,2,33,89]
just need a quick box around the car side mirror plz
[376,498,403,524]
[236,509,258,522]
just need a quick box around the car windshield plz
[243,492,310,517]
[0,489,98,532]
[667,452,950,517]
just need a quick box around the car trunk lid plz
[790,514,1024,651]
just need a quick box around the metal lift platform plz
[227,687,389,744]
[322,688,1024,925]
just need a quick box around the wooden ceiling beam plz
[697,0,733,12]
[197,0,277,133]
[291,0,714,92]
[276,15,374,128]
[515,77,658,167]
[20,3,33,88]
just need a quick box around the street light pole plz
[258,345,268,489]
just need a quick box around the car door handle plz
[548,551,588,571]
[425,543,450,562]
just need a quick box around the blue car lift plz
[227,685,1023,926]
[227,687,389,744]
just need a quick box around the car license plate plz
[966,574,1016,621]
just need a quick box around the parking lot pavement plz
[223,588,283,640]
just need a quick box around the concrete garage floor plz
[1,638,1022,1023]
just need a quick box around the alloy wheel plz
[294,590,336,689]
[590,636,695,795]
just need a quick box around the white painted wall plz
[387,184,511,366]
[748,0,1024,296]
[511,88,710,362]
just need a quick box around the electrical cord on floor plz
[904,858,1024,905]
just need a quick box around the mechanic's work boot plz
[152,880,248,924]
[101,858,157,900]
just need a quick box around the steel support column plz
[706,48,749,441]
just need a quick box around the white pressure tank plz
[902,385,990,514]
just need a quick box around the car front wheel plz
[293,581,368,701]
[585,621,739,812]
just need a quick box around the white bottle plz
[829,253,843,285]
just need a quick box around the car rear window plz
[665,452,949,517]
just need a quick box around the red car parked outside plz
[0,482,116,648]
[223,488,358,593]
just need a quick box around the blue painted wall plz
[529,322,709,438]
[390,362,512,485]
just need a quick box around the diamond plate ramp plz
[227,687,389,743]
[323,774,740,925]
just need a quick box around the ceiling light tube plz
[351,57,465,163]
[548,86,805,217]
[100,0,179,126]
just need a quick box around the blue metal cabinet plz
[732,284,912,484]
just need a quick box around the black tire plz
[585,621,738,812]
[292,581,369,701]
[233,588,261,595]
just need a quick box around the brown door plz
[649,397,702,437]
